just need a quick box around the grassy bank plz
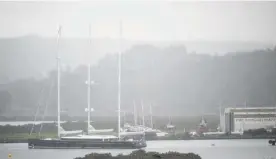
[0,115,220,132]
[1,132,275,143]
[75,149,201,159]
[0,133,56,143]
[1,122,275,143]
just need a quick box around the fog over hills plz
[0,38,275,117]
[0,36,274,82]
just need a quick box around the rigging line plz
[39,77,55,137]
[30,87,45,135]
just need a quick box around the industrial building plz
[220,107,276,133]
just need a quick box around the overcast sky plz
[0,1,276,42]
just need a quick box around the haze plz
[1,1,276,42]
[1,1,276,116]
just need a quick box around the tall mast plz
[87,64,91,133]
[141,100,145,126]
[150,103,153,128]
[133,100,137,126]
[122,111,126,125]
[219,103,222,132]
[87,24,92,133]
[118,21,122,140]
[57,25,62,139]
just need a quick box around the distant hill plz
[0,36,274,82]
[0,36,132,82]
[1,43,276,117]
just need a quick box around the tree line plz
[1,45,276,116]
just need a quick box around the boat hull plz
[28,139,147,149]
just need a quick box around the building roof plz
[225,107,276,113]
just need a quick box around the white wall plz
[234,117,276,131]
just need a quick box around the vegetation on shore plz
[0,122,275,142]
[1,128,275,143]
[1,46,276,117]
[0,132,57,143]
[0,123,57,142]
[75,149,201,159]
[0,116,220,134]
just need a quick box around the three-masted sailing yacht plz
[28,24,146,149]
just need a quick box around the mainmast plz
[87,64,91,133]
[141,100,145,126]
[150,103,153,128]
[133,100,137,126]
[118,21,122,140]
[87,24,92,133]
[57,25,62,139]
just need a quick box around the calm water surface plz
[0,139,275,159]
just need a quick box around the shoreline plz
[0,136,274,144]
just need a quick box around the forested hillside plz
[1,44,276,116]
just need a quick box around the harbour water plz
[0,139,275,159]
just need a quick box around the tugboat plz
[28,25,147,149]
[165,116,176,133]
[196,117,208,136]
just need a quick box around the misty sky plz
[0,1,276,42]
